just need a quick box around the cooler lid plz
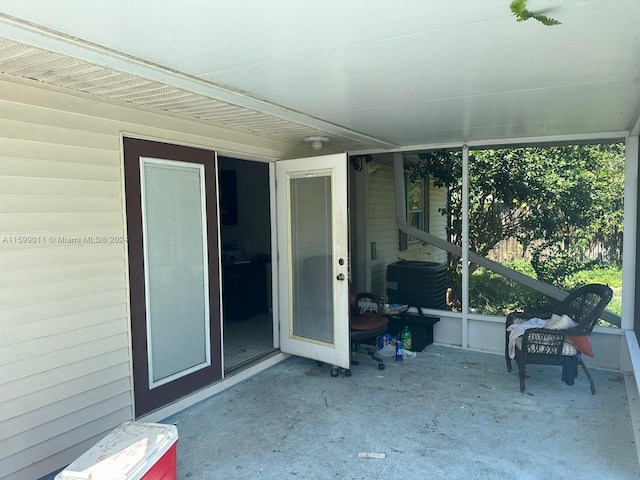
[57,422,178,480]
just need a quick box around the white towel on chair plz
[507,317,548,359]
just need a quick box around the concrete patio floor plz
[164,344,640,480]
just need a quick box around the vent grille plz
[0,37,368,152]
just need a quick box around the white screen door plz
[276,153,350,369]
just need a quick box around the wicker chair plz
[505,283,613,394]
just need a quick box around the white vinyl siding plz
[368,157,397,296]
[367,156,448,298]
[0,74,309,480]
[0,85,130,480]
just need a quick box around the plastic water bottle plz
[396,337,404,362]
[401,326,412,351]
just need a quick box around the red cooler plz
[55,421,178,480]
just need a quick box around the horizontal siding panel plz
[0,195,122,214]
[0,175,122,197]
[0,96,131,137]
[368,228,396,240]
[429,184,447,236]
[0,235,127,255]
[1,377,131,439]
[0,213,123,238]
[0,156,122,182]
[0,349,130,404]
[1,303,126,347]
[0,260,124,290]
[0,212,124,235]
[3,404,132,480]
[369,213,397,225]
[0,317,127,365]
[0,333,129,385]
[0,137,119,165]
[1,364,129,426]
[0,289,126,328]
[371,265,387,297]
[0,244,124,270]
[0,117,118,152]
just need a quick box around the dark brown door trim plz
[123,137,221,417]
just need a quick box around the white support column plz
[269,161,280,348]
[356,161,371,292]
[622,136,639,331]
[462,145,470,348]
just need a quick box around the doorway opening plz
[218,156,276,373]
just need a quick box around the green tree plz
[409,144,624,304]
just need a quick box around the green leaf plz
[510,0,561,26]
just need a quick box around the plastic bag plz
[376,343,417,359]
[377,344,396,357]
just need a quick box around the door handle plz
[336,273,345,281]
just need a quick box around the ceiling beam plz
[349,131,628,155]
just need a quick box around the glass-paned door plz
[123,137,221,417]
[276,154,350,368]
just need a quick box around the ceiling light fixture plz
[304,136,330,151]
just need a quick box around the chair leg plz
[352,341,385,371]
[505,332,512,372]
[516,354,526,392]
[578,358,596,395]
[350,340,360,365]
[366,350,385,370]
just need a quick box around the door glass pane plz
[289,174,333,344]
[141,159,210,386]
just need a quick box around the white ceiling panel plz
[0,0,638,151]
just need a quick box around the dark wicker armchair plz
[505,283,613,394]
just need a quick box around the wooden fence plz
[488,237,616,263]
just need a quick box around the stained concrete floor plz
[164,344,640,480]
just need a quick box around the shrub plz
[469,260,622,316]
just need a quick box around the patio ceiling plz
[0,0,639,153]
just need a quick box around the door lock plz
[336,273,345,281]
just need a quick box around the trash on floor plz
[358,452,386,459]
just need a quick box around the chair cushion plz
[568,335,594,357]
[351,312,388,331]
[546,314,577,330]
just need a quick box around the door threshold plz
[224,349,280,376]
